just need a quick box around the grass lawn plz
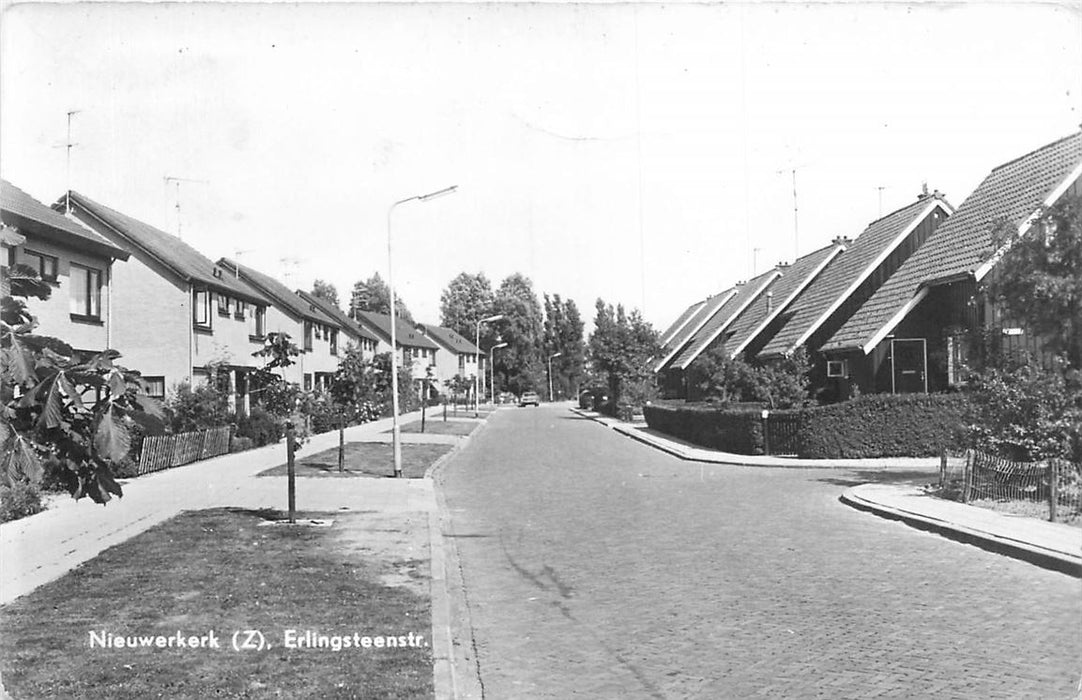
[0,508,432,699]
[395,420,478,437]
[259,442,453,479]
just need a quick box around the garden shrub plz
[234,407,282,447]
[1,480,45,523]
[167,381,231,433]
[230,436,255,453]
[643,403,765,454]
[796,393,970,458]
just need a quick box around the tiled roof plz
[296,290,380,344]
[658,300,706,347]
[824,131,1082,353]
[654,290,737,372]
[417,324,481,355]
[218,258,338,327]
[66,191,268,305]
[0,180,128,260]
[356,310,440,350]
[724,242,843,357]
[672,268,781,369]
[759,195,950,358]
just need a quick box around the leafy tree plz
[687,346,810,409]
[588,299,660,412]
[2,261,163,505]
[349,272,413,323]
[988,194,1082,368]
[330,348,417,419]
[167,379,231,433]
[542,293,586,400]
[311,279,340,307]
[439,272,495,341]
[492,273,544,395]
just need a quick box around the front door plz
[891,338,927,393]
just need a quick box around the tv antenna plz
[877,186,887,216]
[233,249,253,278]
[776,165,807,260]
[51,110,81,213]
[279,257,303,286]
[163,176,209,239]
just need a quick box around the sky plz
[2,1,1080,333]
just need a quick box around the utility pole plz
[163,176,208,239]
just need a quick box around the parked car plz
[519,391,540,407]
[497,392,517,405]
[578,387,609,411]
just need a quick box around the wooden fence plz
[136,426,233,476]
[939,449,1081,523]
[764,412,802,456]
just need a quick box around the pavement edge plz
[840,487,1082,578]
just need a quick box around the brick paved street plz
[439,406,1082,699]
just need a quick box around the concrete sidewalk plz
[843,484,1082,577]
[572,407,939,469]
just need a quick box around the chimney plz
[917,181,930,200]
[776,260,791,270]
[832,235,851,247]
[766,290,774,313]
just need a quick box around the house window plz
[217,294,231,316]
[235,300,247,320]
[142,376,166,400]
[458,355,466,373]
[248,306,266,339]
[193,289,212,328]
[304,321,313,351]
[946,334,972,387]
[24,250,59,282]
[330,329,338,356]
[69,264,102,319]
[303,373,312,391]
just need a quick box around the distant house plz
[62,191,270,412]
[2,181,130,357]
[821,131,1081,393]
[218,259,344,392]
[414,323,481,399]
[758,192,952,399]
[295,290,379,361]
[654,291,739,375]
[353,310,441,396]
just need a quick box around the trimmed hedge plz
[644,393,971,459]
[794,393,969,459]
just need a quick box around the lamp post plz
[388,184,457,477]
[474,314,504,417]
[489,342,508,404]
[547,352,562,403]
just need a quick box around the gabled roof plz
[355,310,440,351]
[824,131,1082,354]
[724,242,844,358]
[65,191,267,305]
[416,324,481,355]
[759,195,952,358]
[296,290,380,344]
[218,258,339,328]
[654,289,738,373]
[671,268,782,369]
[658,299,707,348]
[0,180,129,260]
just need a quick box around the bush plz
[643,403,765,454]
[234,407,282,447]
[1,480,45,523]
[230,436,255,453]
[167,381,231,433]
[796,393,970,459]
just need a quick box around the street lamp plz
[547,352,562,403]
[388,184,457,477]
[474,314,504,417]
[489,342,508,405]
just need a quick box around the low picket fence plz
[135,426,233,476]
[939,449,1082,523]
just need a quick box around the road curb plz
[426,417,487,699]
[840,487,1082,578]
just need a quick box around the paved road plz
[440,405,1082,699]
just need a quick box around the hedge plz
[644,393,971,459]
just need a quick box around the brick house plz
[757,192,953,400]
[62,191,270,413]
[218,259,344,392]
[413,323,481,400]
[295,290,379,362]
[821,131,1082,394]
[1,180,130,357]
[353,310,441,397]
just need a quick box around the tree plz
[687,346,810,408]
[439,272,495,341]
[492,273,545,395]
[588,299,660,413]
[349,272,413,323]
[542,293,586,400]
[988,194,1082,368]
[2,260,163,505]
[311,279,340,307]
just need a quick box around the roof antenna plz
[233,249,253,278]
[52,110,81,213]
[877,186,886,216]
[777,164,807,260]
[162,176,208,239]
